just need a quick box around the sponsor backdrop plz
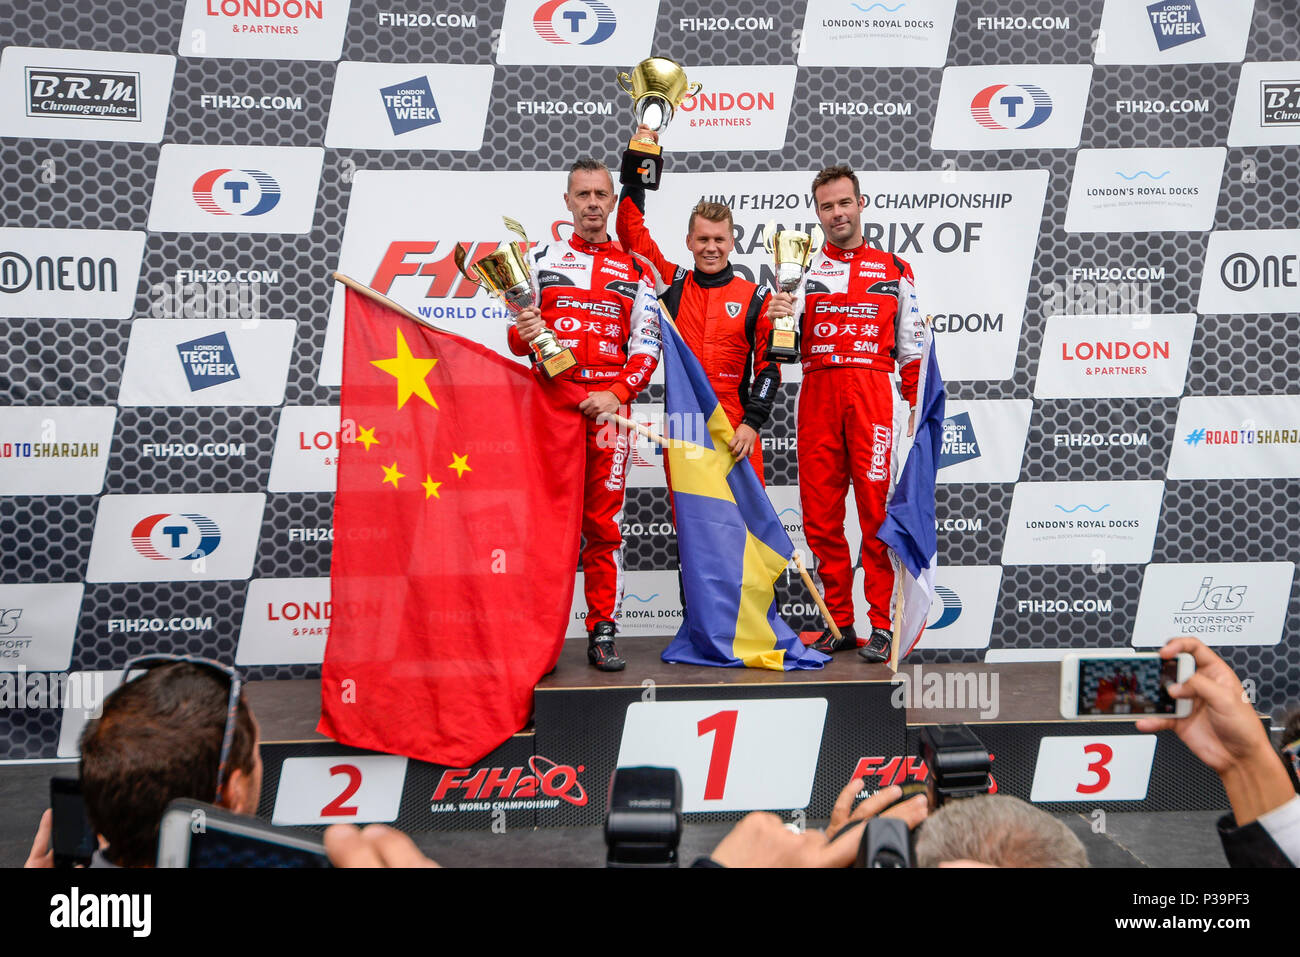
[1,0,1298,762]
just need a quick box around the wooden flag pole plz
[889,573,903,674]
[792,550,843,642]
[331,271,455,335]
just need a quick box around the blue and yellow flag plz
[659,318,829,671]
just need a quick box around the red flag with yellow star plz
[318,288,587,765]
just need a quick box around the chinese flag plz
[318,287,586,766]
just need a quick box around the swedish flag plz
[659,317,829,671]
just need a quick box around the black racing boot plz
[587,621,626,672]
[810,625,858,654]
[858,628,893,664]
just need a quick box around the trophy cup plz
[615,57,702,190]
[454,217,577,379]
[763,221,825,364]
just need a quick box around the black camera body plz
[604,766,682,868]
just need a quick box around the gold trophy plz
[454,217,577,379]
[615,57,702,190]
[763,221,825,364]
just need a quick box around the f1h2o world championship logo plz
[532,0,616,45]
[130,513,222,561]
[192,169,282,216]
[970,83,1053,130]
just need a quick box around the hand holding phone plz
[157,799,330,868]
[1059,652,1195,720]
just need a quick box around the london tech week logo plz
[970,83,1053,131]
[379,76,441,134]
[192,168,282,217]
[177,331,240,391]
[532,0,616,44]
[1146,0,1205,52]
[130,513,222,561]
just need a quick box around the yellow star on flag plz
[381,461,405,488]
[356,425,379,451]
[422,475,442,500]
[371,328,438,410]
[448,452,472,478]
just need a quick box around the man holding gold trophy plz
[614,126,779,481]
[768,166,926,664]
[510,159,663,673]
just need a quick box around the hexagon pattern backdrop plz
[2,1,1298,759]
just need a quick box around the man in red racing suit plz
[768,165,925,664]
[615,127,779,482]
[513,159,663,672]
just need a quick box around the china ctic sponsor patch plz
[496,0,657,65]
[148,144,324,234]
[932,64,1093,151]
[178,0,353,61]
[0,47,175,143]
[86,493,266,583]
[324,62,493,150]
[117,319,295,406]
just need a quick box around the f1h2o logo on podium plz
[130,513,222,561]
[532,0,616,45]
[970,83,1053,131]
[191,168,282,216]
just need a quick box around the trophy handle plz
[452,243,483,287]
[809,225,825,257]
[762,219,777,255]
[503,216,529,245]
[684,81,703,98]
[617,71,635,96]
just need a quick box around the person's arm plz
[892,254,924,410]
[609,271,662,404]
[510,306,545,357]
[742,286,780,431]
[616,184,678,291]
[1136,637,1300,864]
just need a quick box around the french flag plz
[878,335,946,660]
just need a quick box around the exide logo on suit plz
[130,513,222,561]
